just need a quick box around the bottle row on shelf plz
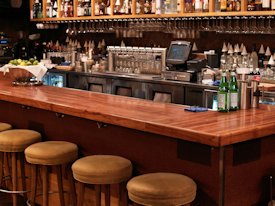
[31,0,275,20]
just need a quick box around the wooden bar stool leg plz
[11,152,17,206]
[19,153,27,200]
[30,164,37,206]
[119,182,128,206]
[4,152,12,189]
[95,184,101,206]
[77,182,85,206]
[0,152,3,188]
[105,184,110,206]
[67,166,77,206]
[56,165,65,206]
[42,165,49,206]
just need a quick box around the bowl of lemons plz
[8,58,39,82]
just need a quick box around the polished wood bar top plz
[0,76,274,147]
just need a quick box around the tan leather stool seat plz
[0,123,12,132]
[0,129,41,152]
[127,172,197,206]
[72,155,132,184]
[25,141,78,165]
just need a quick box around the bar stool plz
[71,155,132,206]
[127,172,197,206]
[0,129,41,206]
[0,122,12,132]
[25,141,78,206]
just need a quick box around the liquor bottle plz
[203,0,209,11]
[229,70,239,111]
[84,0,91,16]
[60,0,64,17]
[68,0,74,17]
[128,0,132,14]
[156,0,162,13]
[120,1,126,13]
[46,0,53,18]
[151,0,156,13]
[37,2,43,18]
[247,0,255,10]
[218,70,229,112]
[185,0,193,12]
[144,0,151,13]
[254,0,262,10]
[262,0,270,10]
[215,0,221,11]
[77,0,84,16]
[220,0,227,11]
[32,0,39,19]
[95,1,100,15]
[194,0,203,12]
[136,0,141,14]
[272,0,275,9]
[64,0,69,17]
[51,1,57,17]
[124,0,130,14]
[235,0,241,10]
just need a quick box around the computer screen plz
[166,41,192,65]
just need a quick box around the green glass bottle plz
[229,70,239,111]
[218,70,229,112]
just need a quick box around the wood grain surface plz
[0,76,274,147]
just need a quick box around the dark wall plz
[0,1,32,44]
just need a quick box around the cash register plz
[162,41,206,82]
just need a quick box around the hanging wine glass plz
[233,16,240,33]
[241,16,249,34]
[266,16,273,34]
[225,16,232,33]
[203,17,210,31]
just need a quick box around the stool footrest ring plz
[0,188,30,194]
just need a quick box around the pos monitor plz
[166,41,192,70]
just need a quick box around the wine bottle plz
[229,70,239,111]
[218,71,229,112]
[262,0,271,10]
[254,0,262,10]
[220,0,227,11]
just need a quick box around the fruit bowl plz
[8,67,34,82]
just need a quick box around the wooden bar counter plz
[0,75,274,206]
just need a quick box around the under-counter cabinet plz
[184,86,204,107]
[145,83,184,104]
[87,76,112,93]
[67,72,88,90]
[111,79,146,99]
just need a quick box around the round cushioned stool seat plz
[127,172,197,206]
[25,141,78,165]
[72,155,132,184]
[0,129,41,152]
[0,123,12,132]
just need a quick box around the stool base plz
[29,164,76,206]
[0,152,28,206]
